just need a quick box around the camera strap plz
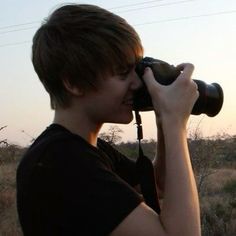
[135,111,161,214]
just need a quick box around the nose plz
[131,69,143,91]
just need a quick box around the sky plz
[1,0,236,146]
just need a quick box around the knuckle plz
[193,81,198,90]
[187,63,195,70]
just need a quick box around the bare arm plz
[153,123,165,199]
[149,63,201,235]
[111,64,201,236]
[160,118,200,235]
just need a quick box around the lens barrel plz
[133,57,224,117]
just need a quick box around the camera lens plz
[192,80,224,117]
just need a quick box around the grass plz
[204,168,236,195]
[0,162,23,236]
[200,168,236,236]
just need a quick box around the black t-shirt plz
[17,124,143,236]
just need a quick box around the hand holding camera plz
[142,63,199,124]
[133,57,224,117]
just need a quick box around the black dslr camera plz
[133,57,224,117]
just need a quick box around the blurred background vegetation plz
[1,125,236,235]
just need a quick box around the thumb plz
[142,67,162,95]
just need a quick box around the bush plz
[201,199,236,236]
[223,179,236,196]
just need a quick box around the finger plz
[193,80,198,90]
[176,63,195,78]
[142,67,162,94]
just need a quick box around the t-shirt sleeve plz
[42,140,143,236]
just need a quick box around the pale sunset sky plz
[1,0,236,146]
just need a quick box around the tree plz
[99,125,123,145]
[0,126,8,146]
[188,138,219,195]
[188,122,219,196]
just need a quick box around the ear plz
[63,79,84,96]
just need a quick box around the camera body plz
[133,57,224,117]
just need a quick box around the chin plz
[117,113,134,124]
[108,112,134,124]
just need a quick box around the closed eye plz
[116,64,135,79]
[119,70,130,76]
[118,70,131,81]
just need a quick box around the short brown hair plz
[32,4,143,109]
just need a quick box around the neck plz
[53,107,102,147]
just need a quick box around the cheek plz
[100,89,125,105]
[88,80,129,109]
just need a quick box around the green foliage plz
[115,141,139,160]
[115,139,156,161]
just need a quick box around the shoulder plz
[18,124,103,175]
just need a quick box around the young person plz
[17,3,201,236]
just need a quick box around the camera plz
[133,57,224,117]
